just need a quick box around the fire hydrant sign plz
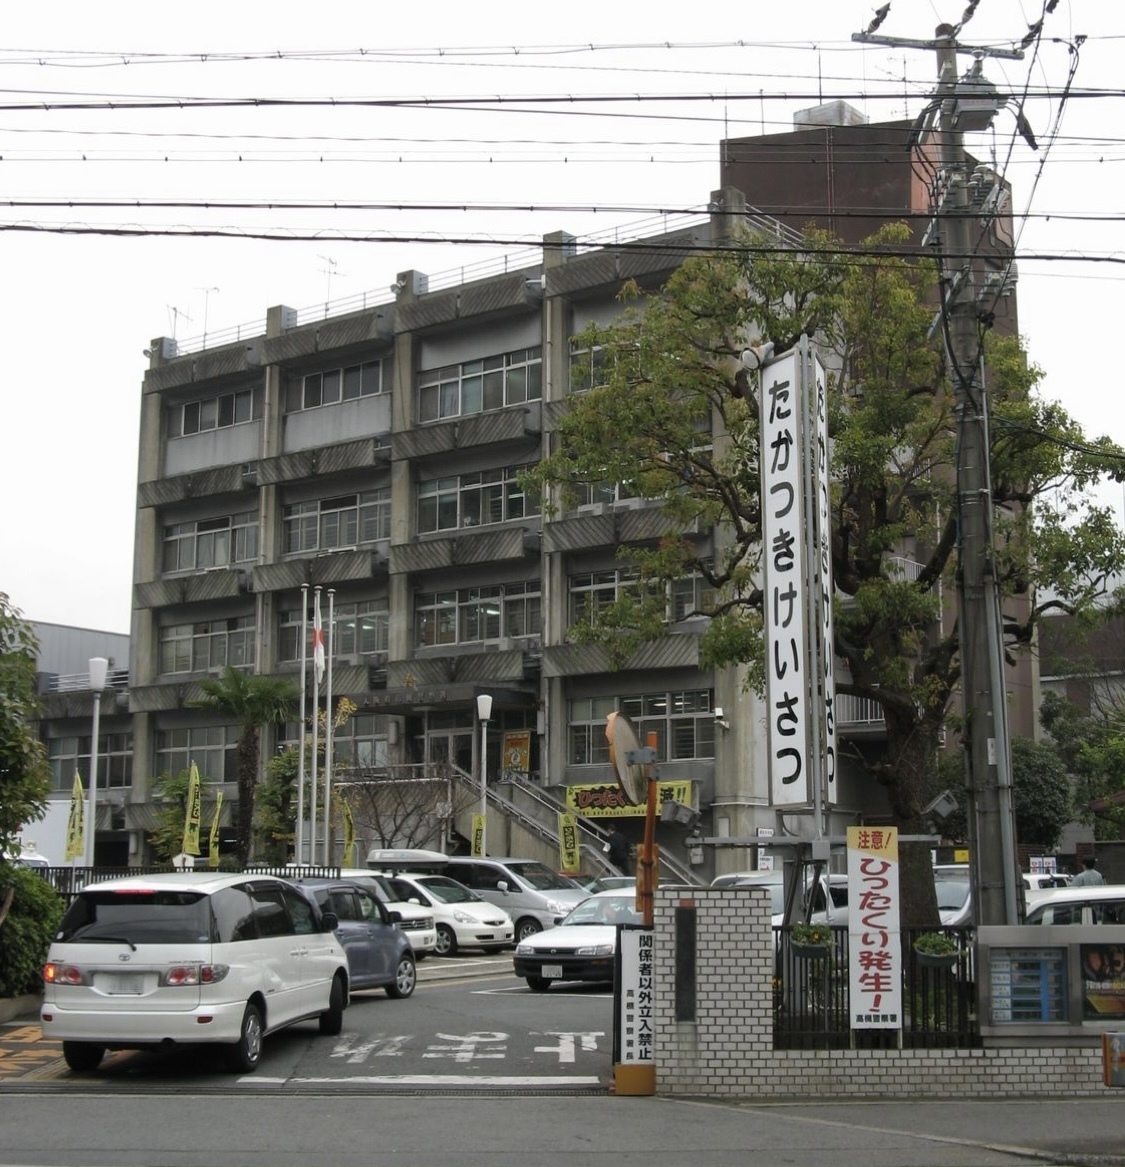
[846,826,902,1030]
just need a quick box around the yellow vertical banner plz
[558,812,581,874]
[471,814,485,857]
[502,730,531,780]
[64,773,85,862]
[182,761,203,856]
[207,791,223,869]
[342,798,356,865]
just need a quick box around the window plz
[569,690,715,764]
[415,582,540,649]
[417,466,537,534]
[285,361,383,412]
[568,341,611,393]
[282,489,390,555]
[159,616,255,675]
[417,347,542,423]
[569,568,713,624]
[167,388,260,437]
[48,733,133,792]
[278,600,389,662]
[163,511,258,574]
[156,726,238,783]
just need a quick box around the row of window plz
[286,361,383,412]
[282,490,391,556]
[155,568,712,675]
[167,388,261,437]
[48,734,134,792]
[50,689,715,794]
[569,691,716,764]
[165,339,623,445]
[417,466,537,533]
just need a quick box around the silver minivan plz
[41,872,350,1074]
[442,857,588,941]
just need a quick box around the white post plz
[310,586,322,866]
[296,583,309,863]
[476,693,493,856]
[85,657,109,868]
[323,589,335,866]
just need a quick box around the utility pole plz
[853,20,1024,925]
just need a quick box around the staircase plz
[448,767,699,887]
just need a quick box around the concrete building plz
[112,106,1033,877]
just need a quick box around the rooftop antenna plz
[197,287,219,346]
[318,255,340,315]
[167,305,192,340]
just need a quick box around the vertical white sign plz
[760,351,811,806]
[813,354,837,804]
[847,826,903,1030]
[618,928,655,1065]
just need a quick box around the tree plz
[147,767,219,862]
[192,667,298,867]
[1040,689,1125,840]
[525,226,1125,926]
[0,592,50,868]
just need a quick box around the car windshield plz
[57,890,214,945]
[935,880,971,910]
[417,877,479,905]
[507,862,580,891]
[562,895,643,927]
[364,875,404,903]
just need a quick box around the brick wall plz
[651,887,1109,1098]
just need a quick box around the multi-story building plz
[114,104,1032,877]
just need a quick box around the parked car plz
[512,890,642,991]
[711,869,848,926]
[443,857,588,941]
[1025,885,1125,925]
[581,875,635,893]
[40,872,349,1074]
[1023,871,1072,891]
[289,876,416,996]
[284,865,437,959]
[379,872,514,956]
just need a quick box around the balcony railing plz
[45,670,130,693]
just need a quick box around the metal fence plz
[773,926,980,1050]
[35,865,343,907]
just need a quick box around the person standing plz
[606,824,631,874]
[1072,855,1106,887]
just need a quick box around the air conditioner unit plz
[576,502,608,516]
[318,545,357,557]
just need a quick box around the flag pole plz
[323,588,336,866]
[310,586,324,865]
[296,583,309,863]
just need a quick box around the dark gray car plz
[290,877,416,998]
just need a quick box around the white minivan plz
[41,872,350,1074]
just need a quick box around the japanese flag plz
[313,591,326,685]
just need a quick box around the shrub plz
[0,866,65,997]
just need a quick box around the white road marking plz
[245,1075,601,1086]
[532,1032,603,1063]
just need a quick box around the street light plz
[85,657,109,868]
[475,693,493,856]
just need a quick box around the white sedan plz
[383,873,514,956]
[512,890,642,991]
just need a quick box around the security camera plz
[739,341,775,371]
[714,706,730,731]
[143,348,153,358]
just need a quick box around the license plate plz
[101,973,145,995]
[542,964,564,979]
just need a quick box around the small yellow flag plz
[182,762,203,856]
[65,773,85,862]
[341,799,356,866]
[208,791,224,869]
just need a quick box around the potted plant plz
[790,921,833,959]
[913,931,959,969]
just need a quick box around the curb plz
[0,994,41,1025]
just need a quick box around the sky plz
[2,0,1122,634]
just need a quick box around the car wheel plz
[319,974,346,1036]
[225,1002,264,1073]
[62,1041,104,1073]
[526,976,552,992]
[515,917,542,942]
[435,924,458,957]
[386,954,417,999]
